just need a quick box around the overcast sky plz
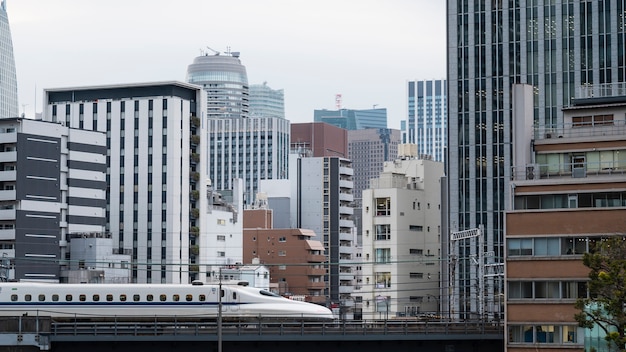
[8,0,446,129]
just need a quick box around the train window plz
[10,294,17,301]
[173,294,180,302]
[259,290,281,297]
[120,294,127,302]
[93,295,100,302]
[220,289,224,298]
[160,294,166,302]
[38,294,45,302]
[186,294,193,302]
[133,294,140,302]
[52,295,59,302]
[199,294,206,302]
[147,294,153,301]
[79,295,86,302]
[66,295,72,301]
[106,294,113,302]
[25,294,32,302]
[232,292,237,300]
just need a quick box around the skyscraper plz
[402,79,446,162]
[187,51,289,205]
[447,0,626,319]
[187,50,249,119]
[249,82,284,119]
[0,0,18,118]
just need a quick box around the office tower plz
[249,82,284,119]
[361,156,444,320]
[291,122,348,158]
[447,0,626,319]
[348,128,401,203]
[402,79,446,162]
[0,118,106,281]
[188,52,289,205]
[0,0,18,118]
[187,50,248,119]
[314,108,387,130]
[44,82,207,284]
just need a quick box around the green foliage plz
[575,236,626,352]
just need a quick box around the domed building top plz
[186,51,249,119]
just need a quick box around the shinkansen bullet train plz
[0,282,334,322]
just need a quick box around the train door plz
[228,288,240,312]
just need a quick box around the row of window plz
[508,325,579,344]
[10,291,229,303]
[508,281,587,299]
[508,236,607,257]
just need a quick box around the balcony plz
[0,133,17,144]
[307,267,326,276]
[339,166,354,176]
[0,209,15,220]
[0,151,16,163]
[512,160,626,181]
[0,190,15,201]
[307,254,326,263]
[534,120,626,142]
[339,219,354,228]
[339,206,353,215]
[0,229,15,240]
[0,170,15,182]
[307,281,326,290]
[339,179,353,189]
[339,192,353,202]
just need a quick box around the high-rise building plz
[291,122,348,158]
[0,0,18,118]
[314,108,387,130]
[402,79,446,162]
[249,82,284,119]
[188,52,289,205]
[187,50,248,119]
[44,82,207,284]
[0,118,106,282]
[447,0,626,319]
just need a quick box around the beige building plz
[505,84,626,352]
[361,150,444,320]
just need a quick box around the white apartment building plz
[43,82,207,284]
[361,153,444,319]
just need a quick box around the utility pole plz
[218,267,222,352]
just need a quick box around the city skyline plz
[8,0,446,129]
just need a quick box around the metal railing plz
[534,120,626,141]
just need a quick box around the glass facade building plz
[0,0,18,118]
[403,79,447,162]
[250,82,284,119]
[187,52,249,119]
[314,108,387,130]
[447,0,626,319]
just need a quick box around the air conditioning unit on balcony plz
[525,164,539,180]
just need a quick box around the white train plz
[0,281,334,322]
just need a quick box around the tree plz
[575,236,626,352]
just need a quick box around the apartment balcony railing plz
[307,254,326,263]
[307,267,326,276]
[577,82,626,99]
[512,160,626,181]
[534,120,626,141]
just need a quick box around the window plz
[375,248,391,263]
[278,250,286,256]
[199,295,206,302]
[133,294,140,302]
[375,197,391,216]
[93,295,100,302]
[217,235,226,241]
[79,295,86,302]
[410,248,423,255]
[409,225,423,231]
[375,272,391,288]
[217,251,225,257]
[52,294,59,302]
[217,219,226,225]
[65,295,72,302]
[376,224,391,240]
[173,295,180,302]
[410,272,424,279]
[186,295,193,302]
[160,294,167,301]
[38,294,45,302]
[278,236,286,242]
[147,294,153,301]
[120,294,127,302]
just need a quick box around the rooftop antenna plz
[206,46,220,56]
[335,94,342,110]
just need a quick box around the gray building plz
[0,118,106,281]
[43,82,207,284]
[0,1,18,118]
[447,0,626,319]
